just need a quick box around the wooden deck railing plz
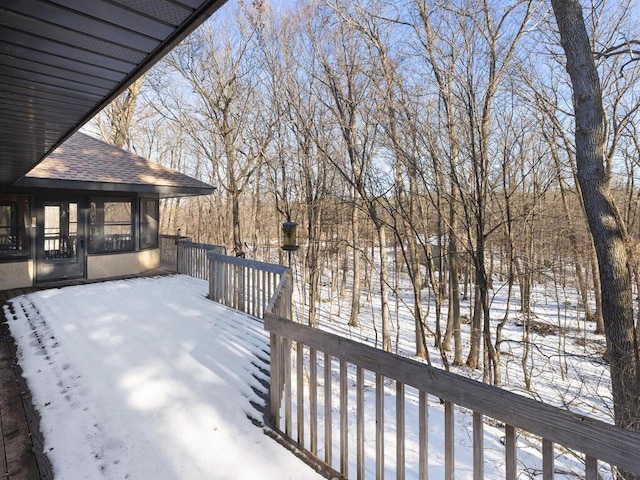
[201,251,640,479]
[264,314,640,480]
[159,234,187,268]
[176,241,225,280]
[208,253,290,319]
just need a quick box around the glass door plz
[36,199,85,282]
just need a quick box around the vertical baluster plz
[236,263,241,310]
[585,456,597,480]
[505,425,516,480]
[419,391,428,480]
[207,259,216,301]
[285,337,292,437]
[297,341,305,447]
[202,249,205,278]
[310,348,318,455]
[376,373,384,480]
[287,270,293,320]
[324,352,332,467]
[397,382,405,480]
[225,261,230,306]
[340,359,348,476]
[231,260,234,307]
[211,258,215,300]
[219,260,224,304]
[261,270,266,316]
[253,267,258,317]
[357,366,364,480]
[444,401,454,480]
[473,412,483,480]
[229,260,233,306]
[269,332,281,428]
[542,439,554,480]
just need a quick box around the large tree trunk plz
[106,76,144,149]
[590,245,606,333]
[552,1,640,471]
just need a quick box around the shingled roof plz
[16,133,214,197]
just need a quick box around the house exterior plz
[0,1,227,290]
[0,133,213,289]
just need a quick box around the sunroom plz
[0,132,213,288]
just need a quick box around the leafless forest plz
[93,0,640,402]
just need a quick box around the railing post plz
[543,439,554,480]
[324,352,333,468]
[269,329,281,428]
[376,373,384,480]
[340,359,348,476]
[418,390,428,480]
[397,381,405,480]
[357,366,365,480]
[445,401,454,480]
[473,412,484,480]
[505,425,516,480]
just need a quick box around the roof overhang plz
[14,132,215,198]
[14,177,214,197]
[0,0,228,187]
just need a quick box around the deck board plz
[0,317,47,479]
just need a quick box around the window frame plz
[89,196,135,254]
[139,197,159,250]
[0,195,31,261]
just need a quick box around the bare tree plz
[551,3,640,475]
[165,7,274,256]
[255,2,340,326]
[308,3,394,350]
[96,76,145,149]
[332,0,431,358]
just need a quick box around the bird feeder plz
[281,221,299,252]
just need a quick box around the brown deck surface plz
[0,265,176,479]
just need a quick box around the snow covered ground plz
[3,267,619,479]
[4,275,324,480]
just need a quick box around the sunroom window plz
[89,198,134,253]
[139,198,159,250]
[0,195,30,259]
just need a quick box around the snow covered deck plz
[2,275,323,479]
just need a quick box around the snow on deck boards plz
[0,291,52,480]
[3,275,323,480]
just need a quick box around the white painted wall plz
[87,249,160,280]
[0,260,34,290]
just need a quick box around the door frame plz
[35,195,86,283]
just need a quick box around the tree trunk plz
[406,172,428,359]
[374,216,392,352]
[467,282,482,369]
[349,198,361,327]
[107,76,144,149]
[552,1,640,469]
[591,244,605,334]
